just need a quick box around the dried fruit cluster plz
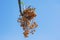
[18,8,38,37]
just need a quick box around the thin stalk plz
[18,0,23,16]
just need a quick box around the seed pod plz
[26,21,30,26]
[34,22,38,28]
[30,24,35,29]
[22,17,27,21]
[23,30,29,37]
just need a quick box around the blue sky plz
[0,0,60,40]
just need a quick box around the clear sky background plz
[0,0,60,40]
